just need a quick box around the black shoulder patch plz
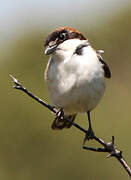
[74,43,89,55]
[98,54,111,78]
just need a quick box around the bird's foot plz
[83,128,95,145]
[56,108,64,120]
[52,108,65,129]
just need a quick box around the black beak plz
[45,44,57,55]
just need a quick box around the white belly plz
[45,48,105,114]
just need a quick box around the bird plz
[44,26,111,139]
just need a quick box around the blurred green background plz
[1,0,131,179]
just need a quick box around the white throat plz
[52,39,88,61]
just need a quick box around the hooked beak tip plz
[45,45,57,55]
[45,48,50,55]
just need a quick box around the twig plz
[9,74,87,133]
[9,74,131,178]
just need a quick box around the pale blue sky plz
[0,0,130,48]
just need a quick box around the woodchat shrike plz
[44,26,111,136]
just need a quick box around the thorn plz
[106,154,112,158]
[112,136,115,145]
[13,85,21,89]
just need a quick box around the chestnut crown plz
[44,26,86,52]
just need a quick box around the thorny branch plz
[9,74,131,178]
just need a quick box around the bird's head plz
[44,26,86,55]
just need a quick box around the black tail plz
[51,114,77,130]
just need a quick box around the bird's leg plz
[83,111,95,144]
[83,112,107,152]
[87,111,95,139]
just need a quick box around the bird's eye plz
[59,33,66,40]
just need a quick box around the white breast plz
[45,40,105,114]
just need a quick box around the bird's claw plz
[83,128,95,145]
[56,108,64,120]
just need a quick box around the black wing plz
[97,53,111,78]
